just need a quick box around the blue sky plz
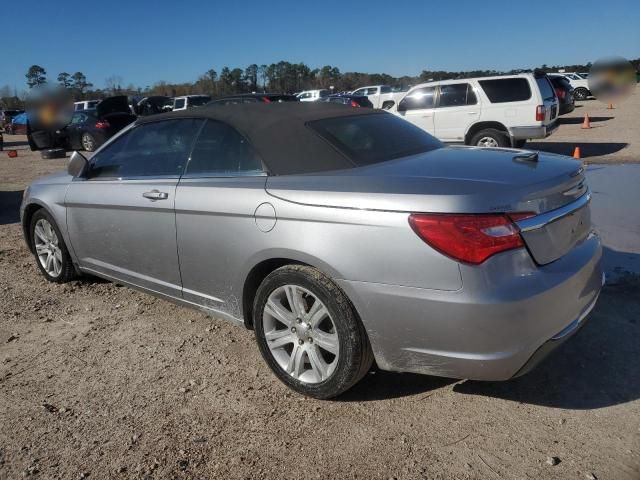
[2,0,638,92]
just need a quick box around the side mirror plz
[396,99,407,112]
[68,151,89,178]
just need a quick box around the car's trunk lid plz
[96,96,131,118]
[266,146,589,264]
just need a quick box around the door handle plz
[142,190,169,201]
[467,111,478,115]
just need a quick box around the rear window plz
[536,77,556,101]
[478,78,532,103]
[308,113,442,167]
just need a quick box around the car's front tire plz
[253,265,373,399]
[30,209,76,283]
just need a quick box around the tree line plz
[2,59,638,109]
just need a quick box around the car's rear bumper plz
[338,233,603,381]
[509,121,558,140]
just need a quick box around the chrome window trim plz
[516,190,591,232]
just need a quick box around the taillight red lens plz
[555,88,565,99]
[350,99,360,108]
[95,120,110,129]
[262,96,272,103]
[535,105,546,121]
[408,213,526,265]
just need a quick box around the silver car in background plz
[21,103,603,399]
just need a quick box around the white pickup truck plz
[350,85,406,109]
[387,73,559,148]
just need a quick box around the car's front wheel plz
[253,265,373,399]
[30,209,77,283]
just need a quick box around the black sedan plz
[319,94,374,108]
[28,96,136,152]
[548,76,575,115]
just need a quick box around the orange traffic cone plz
[573,146,581,159]
[581,113,591,129]
[607,102,614,109]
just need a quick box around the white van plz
[390,73,559,148]
[73,100,100,111]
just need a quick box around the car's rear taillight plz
[555,88,565,99]
[408,213,527,265]
[535,105,546,121]
[95,120,110,129]
[350,99,360,108]
[262,96,272,103]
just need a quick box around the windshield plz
[308,113,442,167]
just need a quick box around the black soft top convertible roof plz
[136,102,384,175]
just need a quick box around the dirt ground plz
[1,104,639,479]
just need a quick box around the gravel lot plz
[1,99,639,479]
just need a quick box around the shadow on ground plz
[0,190,23,225]
[528,142,628,158]
[1,138,29,149]
[559,116,614,125]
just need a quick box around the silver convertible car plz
[21,103,603,398]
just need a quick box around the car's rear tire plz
[30,209,77,283]
[573,88,589,101]
[81,132,96,152]
[470,129,510,148]
[253,265,373,399]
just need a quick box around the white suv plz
[390,73,559,148]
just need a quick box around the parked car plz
[61,107,136,152]
[172,95,211,111]
[21,102,603,399]
[28,96,135,151]
[319,94,374,108]
[74,100,100,111]
[296,89,330,102]
[577,72,590,79]
[1,109,25,130]
[389,72,559,148]
[548,75,575,115]
[550,73,592,100]
[208,93,299,105]
[351,85,406,109]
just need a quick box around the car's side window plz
[174,98,186,109]
[399,86,436,111]
[185,120,263,176]
[89,119,203,180]
[438,83,477,107]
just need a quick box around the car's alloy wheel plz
[81,133,95,152]
[254,265,373,399]
[263,284,339,383]
[30,210,76,283]
[34,218,63,278]
[476,136,499,148]
[574,88,588,101]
